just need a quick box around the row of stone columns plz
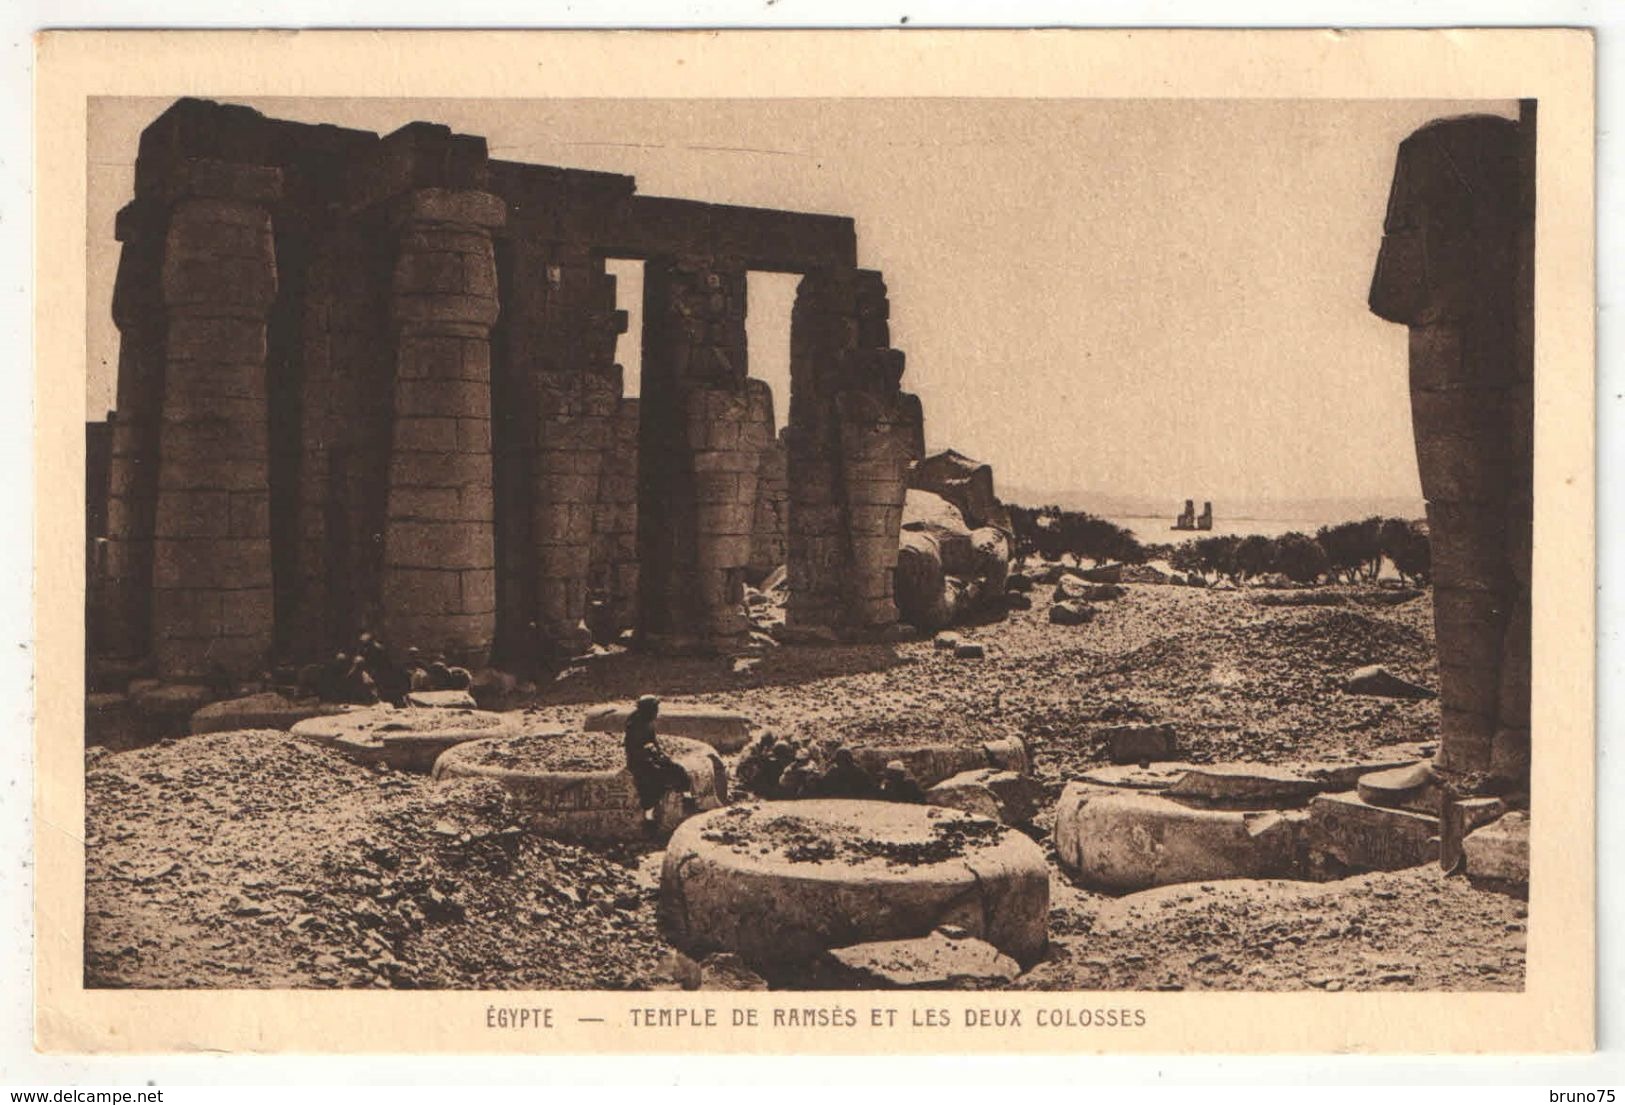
[99,174,915,675]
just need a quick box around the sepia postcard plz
[32,28,1595,1054]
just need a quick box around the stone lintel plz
[385,187,508,231]
[159,158,284,209]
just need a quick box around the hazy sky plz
[87,96,1516,507]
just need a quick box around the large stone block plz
[820,929,1021,990]
[1462,811,1529,884]
[1308,792,1438,871]
[1052,786,1306,891]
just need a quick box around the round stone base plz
[660,799,1049,974]
[291,705,513,772]
[432,729,727,841]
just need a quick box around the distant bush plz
[1380,517,1431,585]
[1009,504,1146,567]
[1234,534,1276,581]
[1315,517,1384,583]
[1273,531,1331,585]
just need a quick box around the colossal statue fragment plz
[1369,104,1535,796]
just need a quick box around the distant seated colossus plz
[89,97,927,687]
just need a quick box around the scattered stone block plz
[671,951,770,992]
[1356,761,1441,812]
[1308,792,1438,871]
[933,632,960,651]
[1165,764,1322,807]
[953,641,986,660]
[581,702,754,753]
[822,928,1021,989]
[925,774,1002,821]
[1462,810,1529,884]
[928,768,1045,825]
[1103,723,1177,765]
[1054,576,1124,603]
[923,773,1033,825]
[1076,762,1197,790]
[189,691,349,735]
[406,689,479,710]
[1458,796,1510,833]
[1049,600,1095,626]
[850,737,1028,790]
[1005,573,1034,593]
[981,770,1047,824]
[1052,785,1307,891]
[660,800,1050,975]
[1003,591,1033,611]
[1077,564,1123,584]
[292,705,514,772]
[1295,746,1432,791]
[982,737,1030,776]
[1344,664,1437,699]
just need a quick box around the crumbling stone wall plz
[1369,106,1535,794]
[92,98,919,681]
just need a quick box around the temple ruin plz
[89,98,924,681]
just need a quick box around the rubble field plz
[84,581,1524,991]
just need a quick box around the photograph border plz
[34,27,1596,1055]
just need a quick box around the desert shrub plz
[1316,517,1384,583]
[1273,531,1330,585]
[1380,517,1432,585]
[1234,534,1276,580]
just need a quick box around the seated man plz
[877,760,926,804]
[815,746,879,799]
[623,695,695,835]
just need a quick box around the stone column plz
[379,189,505,666]
[532,250,625,659]
[1369,112,1534,792]
[787,267,922,638]
[291,219,392,654]
[96,205,167,661]
[637,256,764,652]
[590,395,642,638]
[150,161,284,679]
